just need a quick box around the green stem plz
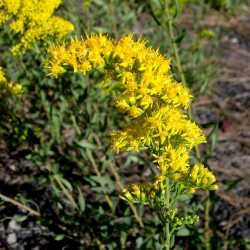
[164,1,187,86]
[53,175,78,209]
[86,150,115,214]
[0,192,40,216]
[204,191,211,250]
[165,177,171,250]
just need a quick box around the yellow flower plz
[0,67,6,82]
[47,34,216,195]
[155,146,189,179]
[8,82,22,94]
[0,67,22,95]
[121,182,157,204]
[189,164,217,190]
[114,97,130,113]
[0,0,74,54]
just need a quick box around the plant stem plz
[165,177,171,250]
[0,192,40,216]
[164,1,187,86]
[86,150,115,214]
[204,191,211,250]
[53,174,78,209]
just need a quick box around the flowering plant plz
[48,34,217,249]
[0,0,74,54]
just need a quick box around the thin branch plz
[0,192,40,217]
[86,150,115,214]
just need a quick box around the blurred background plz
[0,0,250,249]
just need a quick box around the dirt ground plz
[193,12,250,244]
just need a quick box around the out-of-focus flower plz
[0,67,22,95]
[0,0,74,54]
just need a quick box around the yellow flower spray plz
[47,34,217,249]
[0,0,74,54]
[0,66,22,95]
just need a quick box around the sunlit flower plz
[0,0,74,54]
[47,34,217,202]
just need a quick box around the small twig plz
[86,150,115,214]
[0,192,40,217]
[53,175,78,209]
[223,207,250,231]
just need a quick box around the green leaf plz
[176,227,190,236]
[136,237,143,248]
[55,234,65,241]
[87,175,115,193]
[77,186,86,213]
[60,177,73,192]
[75,140,96,150]
[13,215,28,222]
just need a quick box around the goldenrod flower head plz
[155,146,189,179]
[111,106,205,154]
[8,82,22,95]
[47,34,217,197]
[0,0,74,54]
[121,175,168,205]
[48,34,113,76]
[121,183,150,204]
[189,164,217,190]
[0,0,20,24]
[48,34,192,115]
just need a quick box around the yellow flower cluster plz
[121,175,166,204]
[48,34,113,76]
[156,145,189,179]
[47,34,217,201]
[0,67,22,95]
[121,183,149,204]
[111,106,205,152]
[190,164,217,190]
[0,0,74,54]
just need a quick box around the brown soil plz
[193,12,250,244]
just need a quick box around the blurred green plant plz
[205,0,245,10]
[0,0,74,54]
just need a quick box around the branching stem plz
[0,192,40,216]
